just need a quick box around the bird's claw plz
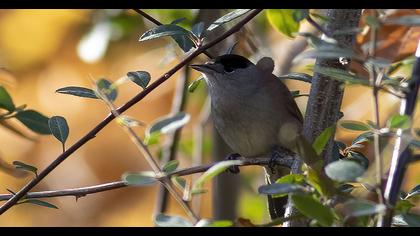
[225,153,241,174]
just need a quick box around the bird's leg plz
[224,153,242,174]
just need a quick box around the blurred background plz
[0,9,418,226]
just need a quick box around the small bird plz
[190,54,304,219]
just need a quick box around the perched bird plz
[190,54,303,219]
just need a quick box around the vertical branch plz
[284,9,362,227]
[380,39,420,227]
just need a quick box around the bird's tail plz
[264,166,290,220]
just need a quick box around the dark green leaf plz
[258,183,304,196]
[292,194,334,227]
[395,200,415,214]
[127,71,151,89]
[207,9,251,31]
[192,22,205,38]
[188,76,203,93]
[96,79,117,102]
[171,176,186,191]
[315,67,369,86]
[365,15,380,28]
[297,47,358,61]
[346,151,369,169]
[278,72,312,83]
[170,17,186,25]
[191,188,208,195]
[338,184,354,193]
[162,160,179,173]
[312,125,335,155]
[139,24,193,42]
[15,110,51,135]
[341,199,386,218]
[325,160,365,182]
[405,185,420,199]
[155,213,193,227]
[292,9,309,22]
[402,213,420,227]
[48,116,69,149]
[145,112,190,143]
[19,199,58,209]
[192,160,242,191]
[352,131,374,146]
[171,34,195,53]
[195,219,233,227]
[266,9,300,38]
[0,86,15,112]
[13,161,38,176]
[122,172,156,186]
[384,15,420,26]
[387,114,411,130]
[410,139,420,149]
[55,86,98,99]
[339,120,370,131]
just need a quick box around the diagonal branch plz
[0,9,264,215]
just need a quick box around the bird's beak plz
[190,63,217,73]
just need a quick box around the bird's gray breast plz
[210,91,281,158]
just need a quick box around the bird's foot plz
[225,153,241,174]
[268,147,294,174]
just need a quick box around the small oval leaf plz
[195,219,233,227]
[55,86,99,99]
[122,172,157,186]
[13,161,38,176]
[278,72,312,83]
[15,110,51,135]
[292,194,334,227]
[162,160,179,173]
[387,114,411,130]
[192,160,242,191]
[267,9,300,38]
[145,112,190,143]
[155,213,193,227]
[207,9,251,31]
[127,71,151,89]
[405,185,420,199]
[339,120,371,131]
[341,199,386,218]
[192,22,205,38]
[19,199,58,209]
[96,79,117,102]
[0,86,15,112]
[140,24,193,42]
[258,183,304,196]
[48,116,69,149]
[312,125,335,155]
[188,76,203,93]
[325,160,365,182]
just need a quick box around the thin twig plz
[306,14,331,38]
[0,9,264,215]
[0,155,295,202]
[132,9,214,59]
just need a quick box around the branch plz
[0,9,264,215]
[0,155,295,202]
[132,9,214,59]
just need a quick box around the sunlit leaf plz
[162,160,179,173]
[339,120,370,131]
[188,76,203,93]
[351,131,374,146]
[292,194,334,227]
[145,112,190,144]
[395,200,415,214]
[195,219,233,227]
[266,9,300,38]
[192,160,242,191]
[207,9,251,31]
[19,199,58,209]
[48,116,69,150]
[387,114,411,130]
[96,79,117,102]
[13,161,38,176]
[116,115,145,127]
[122,172,157,186]
[140,24,193,41]
[155,213,193,227]
[405,184,420,199]
[0,86,15,112]
[55,86,99,99]
[15,110,51,135]
[127,71,151,89]
[325,160,365,182]
[312,125,335,155]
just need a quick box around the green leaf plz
[195,219,233,227]
[339,120,370,131]
[15,110,51,135]
[405,184,420,199]
[116,115,144,127]
[346,151,369,169]
[140,24,193,41]
[338,183,354,193]
[55,86,99,99]
[275,174,305,185]
[352,131,374,146]
[48,116,69,150]
[384,15,420,26]
[155,213,193,227]
[96,79,117,102]
[0,86,15,112]
[395,200,415,214]
[341,199,386,218]
[266,9,300,38]
[171,34,195,53]
[402,213,420,227]
[297,46,358,61]
[315,67,370,86]
[162,160,179,173]
[127,71,151,89]
[193,160,242,190]
[207,9,251,31]
[258,183,304,196]
[292,9,309,22]
[19,199,58,209]
[171,176,186,191]
[188,76,203,93]
[145,112,190,144]
[278,72,312,83]
[292,194,334,227]
[312,125,335,155]
[170,17,186,25]
[387,114,411,130]
[122,172,157,186]
[325,160,365,182]
[192,22,205,38]
[299,32,337,48]
[13,161,38,176]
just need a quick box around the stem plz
[0,9,263,215]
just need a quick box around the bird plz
[190,54,304,220]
